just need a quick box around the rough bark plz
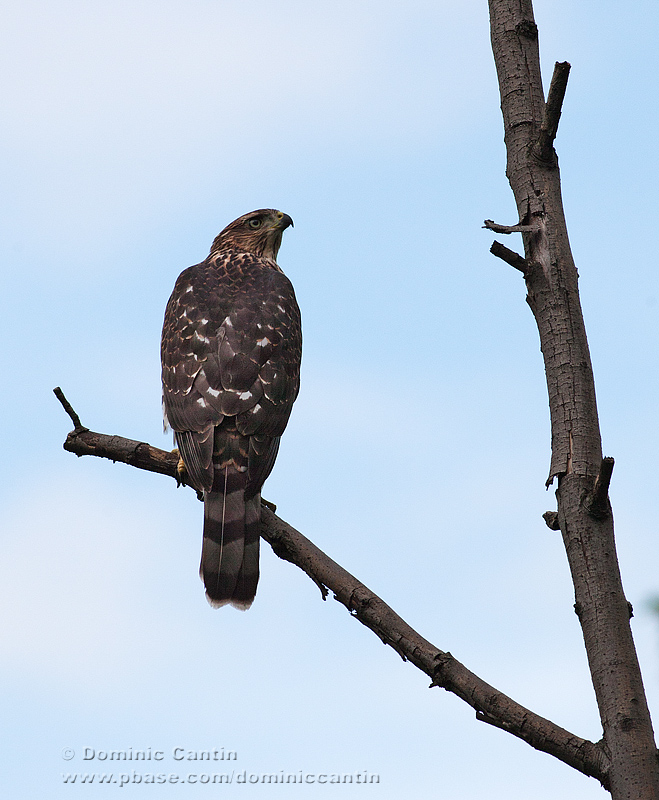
[55,388,609,785]
[487,2,659,797]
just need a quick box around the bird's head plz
[209,208,294,261]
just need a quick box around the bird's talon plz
[171,448,188,487]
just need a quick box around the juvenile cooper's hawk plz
[161,209,302,609]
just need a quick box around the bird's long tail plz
[201,465,261,610]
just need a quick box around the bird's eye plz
[248,218,262,229]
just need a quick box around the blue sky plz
[1,1,658,797]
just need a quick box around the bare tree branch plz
[53,386,87,432]
[489,240,528,273]
[532,61,571,165]
[483,219,538,235]
[542,511,560,531]
[587,456,615,520]
[54,387,609,786]
[488,1,659,796]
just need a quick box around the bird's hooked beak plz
[271,211,294,231]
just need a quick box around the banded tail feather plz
[201,465,261,610]
[199,492,261,611]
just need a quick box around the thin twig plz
[53,387,87,431]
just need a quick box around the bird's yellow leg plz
[171,448,188,487]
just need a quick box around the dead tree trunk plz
[486,1,659,797]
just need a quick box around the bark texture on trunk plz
[487,2,659,797]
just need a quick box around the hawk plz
[161,209,302,609]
